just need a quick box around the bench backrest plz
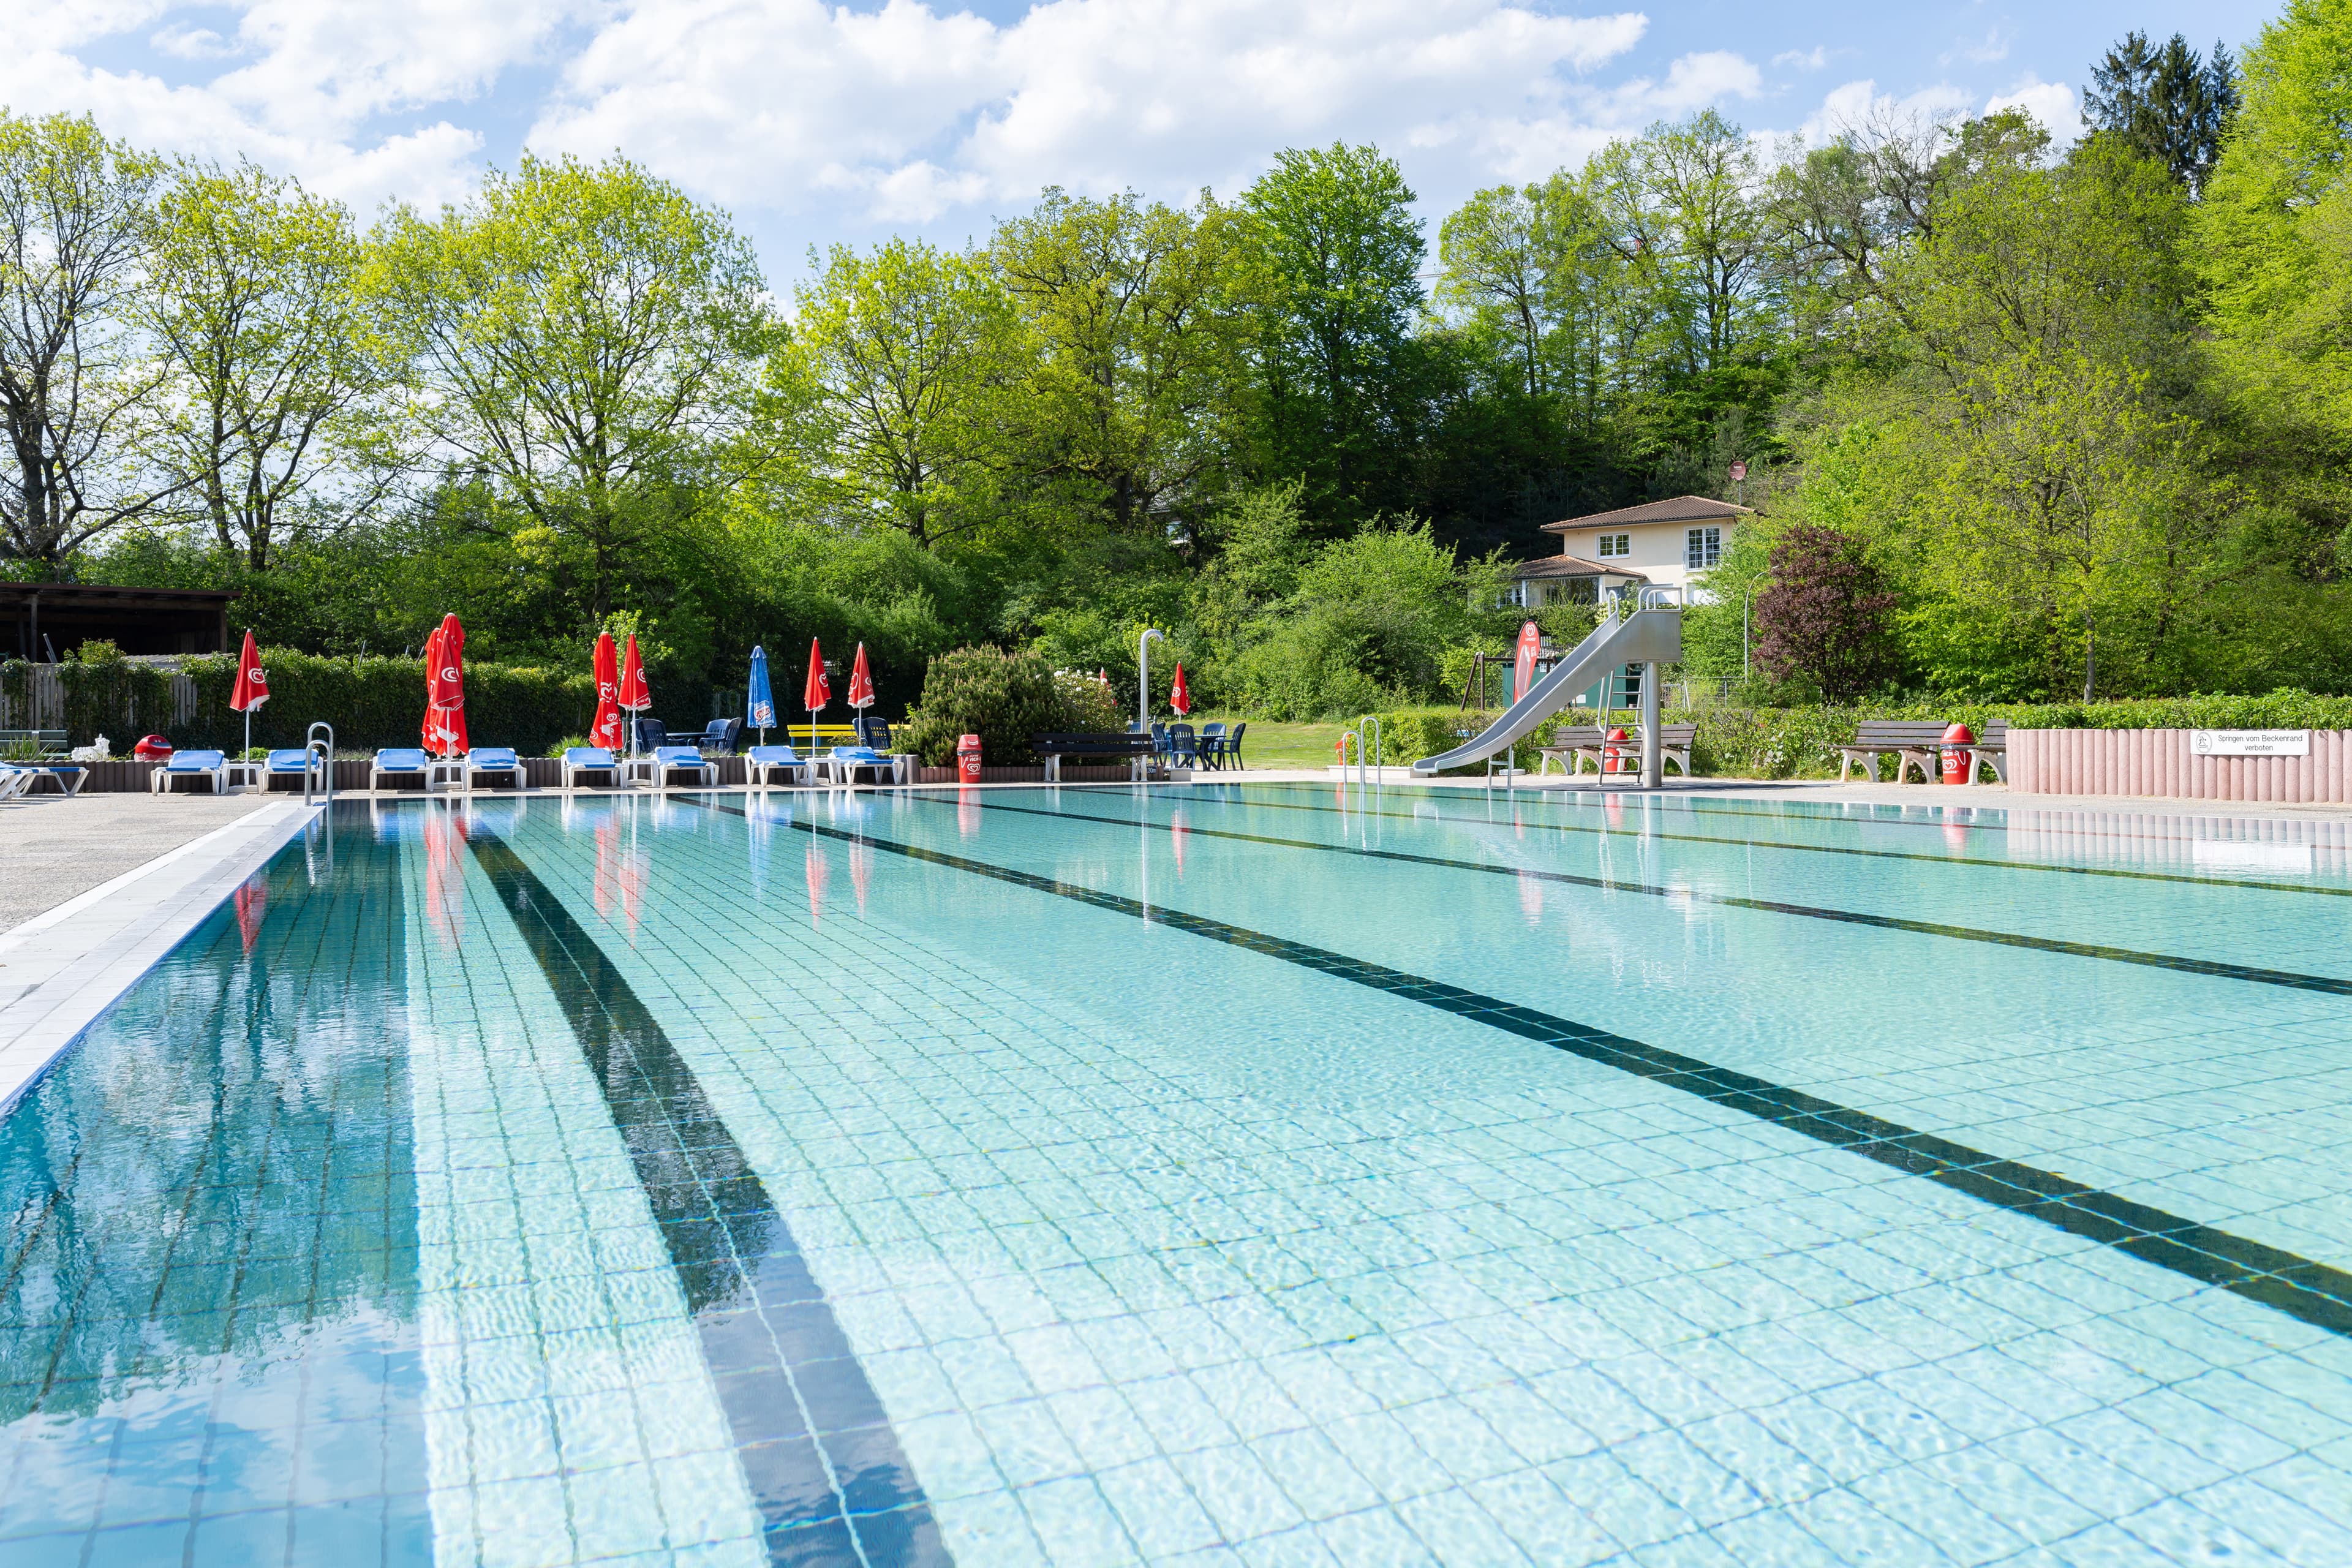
[1852,720,1952,745]
[1031,733,1154,755]
[1974,719,2007,744]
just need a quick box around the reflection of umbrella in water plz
[421,807,469,948]
[803,839,828,927]
[234,870,270,953]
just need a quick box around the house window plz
[1597,533,1631,558]
[1686,526,1721,568]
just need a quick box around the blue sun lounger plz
[562,747,619,789]
[466,747,524,791]
[747,744,812,787]
[824,745,899,787]
[151,750,228,794]
[633,744,715,790]
[369,748,435,791]
[263,748,326,793]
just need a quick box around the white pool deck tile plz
[0,799,317,1116]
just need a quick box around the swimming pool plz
[4,782,2349,1566]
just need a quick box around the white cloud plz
[1773,47,1827,72]
[149,23,237,61]
[1793,77,1973,149]
[4,0,1808,257]
[529,0,1673,222]
[1986,74,2079,143]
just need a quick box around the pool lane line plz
[1235,776,2352,869]
[772,810,2352,1340]
[1170,783,2352,901]
[464,824,952,1568]
[923,793,2352,1001]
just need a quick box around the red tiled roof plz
[1541,494,1753,533]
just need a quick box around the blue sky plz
[10,1,2278,290]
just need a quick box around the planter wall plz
[2010,728,2352,803]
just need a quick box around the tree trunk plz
[2081,609,2097,703]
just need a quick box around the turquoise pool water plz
[4,783,2350,1566]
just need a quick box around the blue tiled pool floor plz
[6,785,2352,1565]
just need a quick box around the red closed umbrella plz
[589,632,624,750]
[1170,662,1190,716]
[617,633,650,752]
[422,614,469,758]
[847,643,875,714]
[229,629,270,762]
[802,637,830,752]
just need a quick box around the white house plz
[1504,494,1752,608]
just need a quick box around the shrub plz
[1054,670,1126,732]
[898,646,1071,766]
[1753,524,1900,700]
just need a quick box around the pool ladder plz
[1338,716,1384,791]
[304,722,334,807]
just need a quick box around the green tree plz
[0,113,184,570]
[770,238,1022,549]
[2084,31,2240,194]
[364,153,773,620]
[989,189,1242,541]
[1236,143,1427,520]
[2198,0,2352,459]
[147,162,385,573]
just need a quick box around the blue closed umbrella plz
[747,646,775,744]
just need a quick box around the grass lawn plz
[1191,715,1346,771]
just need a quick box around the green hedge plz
[163,650,605,755]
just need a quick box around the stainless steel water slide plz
[1412,590,1684,784]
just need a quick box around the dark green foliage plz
[897,646,1072,766]
[169,649,600,754]
[58,642,172,745]
[2084,31,2240,192]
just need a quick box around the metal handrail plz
[1355,715,1383,788]
[304,722,335,806]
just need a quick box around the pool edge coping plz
[0,799,322,1119]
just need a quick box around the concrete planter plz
[2010,728,2352,803]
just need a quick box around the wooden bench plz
[1965,719,2007,785]
[0,728,69,759]
[1838,720,2008,785]
[1837,721,1946,783]
[1030,732,1156,782]
[1539,723,1695,778]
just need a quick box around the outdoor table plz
[224,761,265,794]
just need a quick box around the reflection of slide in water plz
[1414,606,1682,774]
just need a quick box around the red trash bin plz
[957,733,982,785]
[134,734,173,761]
[1940,723,1975,785]
[1605,726,1630,775]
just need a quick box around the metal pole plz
[1742,590,1751,678]
[1137,628,1162,731]
[1640,660,1662,789]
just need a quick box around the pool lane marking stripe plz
[779,813,2352,1339]
[464,825,953,1568]
[1175,782,2352,901]
[936,794,2352,1000]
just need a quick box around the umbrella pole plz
[243,709,251,772]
